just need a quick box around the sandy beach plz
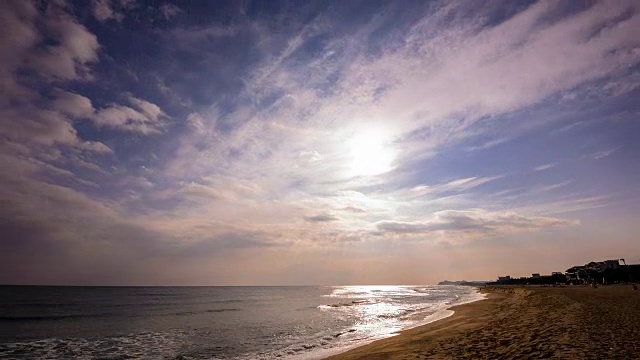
[326,285,640,359]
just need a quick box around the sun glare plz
[347,127,396,177]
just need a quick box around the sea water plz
[0,285,483,359]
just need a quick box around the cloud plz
[186,112,206,132]
[179,232,276,257]
[180,183,227,201]
[0,1,39,103]
[0,164,282,284]
[0,1,99,105]
[409,176,503,197]
[592,147,621,159]
[466,137,514,151]
[534,163,558,172]
[535,180,573,194]
[304,214,339,223]
[1,92,159,162]
[127,96,164,120]
[376,209,577,237]
[91,0,124,22]
[343,0,640,156]
[92,96,167,134]
[0,0,103,89]
[515,195,614,216]
[0,105,111,153]
[51,89,95,118]
[159,3,181,20]
[28,8,100,80]
[341,206,366,213]
[0,1,111,155]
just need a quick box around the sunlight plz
[347,127,396,177]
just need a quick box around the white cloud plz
[467,137,514,151]
[127,96,164,120]
[186,112,206,132]
[51,89,94,118]
[28,9,99,80]
[159,3,181,20]
[592,147,621,159]
[91,0,124,22]
[534,163,558,172]
[535,180,573,194]
[0,1,98,107]
[0,1,111,156]
[0,106,111,154]
[80,141,113,154]
[92,96,167,134]
[410,176,503,197]
[515,195,614,216]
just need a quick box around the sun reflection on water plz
[321,286,442,340]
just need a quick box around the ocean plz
[0,285,483,359]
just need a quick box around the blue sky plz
[1,0,639,285]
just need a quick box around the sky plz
[1,0,639,285]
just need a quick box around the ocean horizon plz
[0,285,483,359]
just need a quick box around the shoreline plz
[307,287,487,360]
[323,286,503,360]
[324,285,640,359]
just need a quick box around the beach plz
[326,285,640,359]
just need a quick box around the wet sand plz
[325,285,640,359]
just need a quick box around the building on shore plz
[489,259,640,286]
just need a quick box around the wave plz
[1,307,243,322]
[0,330,189,359]
[0,313,112,321]
[174,308,241,315]
[318,299,375,309]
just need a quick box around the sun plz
[346,127,396,177]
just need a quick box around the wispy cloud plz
[534,163,558,172]
[466,137,514,152]
[592,147,621,159]
[376,209,577,238]
[513,195,615,216]
[409,176,504,197]
[535,181,573,194]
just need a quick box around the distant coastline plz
[437,280,489,286]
